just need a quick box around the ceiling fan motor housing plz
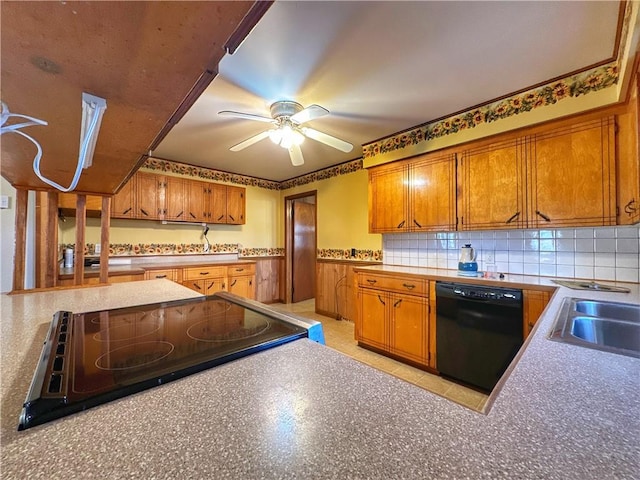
[270,101,304,121]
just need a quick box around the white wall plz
[0,177,16,292]
[0,178,36,293]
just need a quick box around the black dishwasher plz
[435,282,523,392]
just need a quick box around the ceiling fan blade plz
[219,110,275,123]
[301,127,353,153]
[290,104,329,124]
[288,144,305,166]
[229,130,271,151]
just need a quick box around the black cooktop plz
[19,293,321,430]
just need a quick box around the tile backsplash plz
[383,226,640,283]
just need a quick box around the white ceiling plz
[153,1,620,182]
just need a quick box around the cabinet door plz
[228,275,254,299]
[210,183,227,223]
[226,185,246,224]
[523,289,551,339]
[459,138,526,230]
[136,172,163,220]
[368,163,408,233]
[357,288,388,350]
[616,76,640,225]
[389,293,428,365]
[164,176,187,221]
[186,180,207,223]
[528,116,616,227]
[255,258,282,304]
[203,277,226,295]
[182,279,205,293]
[112,177,135,219]
[410,152,457,231]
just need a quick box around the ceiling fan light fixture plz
[268,128,282,145]
[271,124,305,149]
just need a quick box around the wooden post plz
[45,191,59,288]
[12,188,28,291]
[99,196,111,284]
[74,195,86,286]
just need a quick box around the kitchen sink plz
[549,298,640,358]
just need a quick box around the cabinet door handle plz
[176,211,183,218]
[229,215,235,221]
[505,211,520,224]
[193,283,201,290]
[230,279,237,287]
[393,299,403,308]
[207,281,214,290]
[123,207,132,215]
[190,212,196,219]
[624,199,638,215]
[402,283,415,290]
[396,220,405,229]
[366,279,377,285]
[155,274,167,279]
[200,272,210,276]
[140,208,149,216]
[535,210,551,222]
[413,219,422,228]
[217,215,224,221]
[249,280,252,286]
[377,295,386,305]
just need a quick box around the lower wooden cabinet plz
[523,289,552,339]
[227,264,256,299]
[254,257,284,304]
[356,272,432,368]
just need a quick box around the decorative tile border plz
[61,244,286,257]
[317,249,382,262]
[362,62,619,158]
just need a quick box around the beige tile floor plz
[271,299,488,412]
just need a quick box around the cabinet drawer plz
[357,273,427,296]
[227,264,256,276]
[144,268,179,281]
[183,266,226,280]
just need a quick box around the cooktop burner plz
[19,292,324,430]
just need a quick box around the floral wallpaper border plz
[141,158,363,190]
[62,244,379,260]
[317,249,382,262]
[362,62,619,158]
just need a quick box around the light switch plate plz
[0,195,9,209]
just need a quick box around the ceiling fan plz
[219,101,353,166]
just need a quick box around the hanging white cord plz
[0,101,98,192]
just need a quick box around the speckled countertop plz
[1,278,639,479]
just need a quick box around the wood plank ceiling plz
[0,1,267,195]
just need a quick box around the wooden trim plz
[12,188,28,291]
[99,196,111,283]
[45,191,59,288]
[74,195,86,285]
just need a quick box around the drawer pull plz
[366,279,377,285]
[393,299,403,308]
[200,272,210,276]
[155,274,167,279]
[235,268,244,272]
[402,283,415,290]
[377,295,386,306]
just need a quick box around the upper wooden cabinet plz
[112,178,135,219]
[135,172,164,221]
[109,172,245,225]
[527,116,616,228]
[369,151,456,233]
[369,162,407,232]
[459,138,527,230]
[163,176,188,222]
[616,74,640,225]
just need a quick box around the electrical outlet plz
[351,248,356,257]
[485,253,494,263]
[94,244,101,254]
[0,195,9,209]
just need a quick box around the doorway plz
[284,191,317,303]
